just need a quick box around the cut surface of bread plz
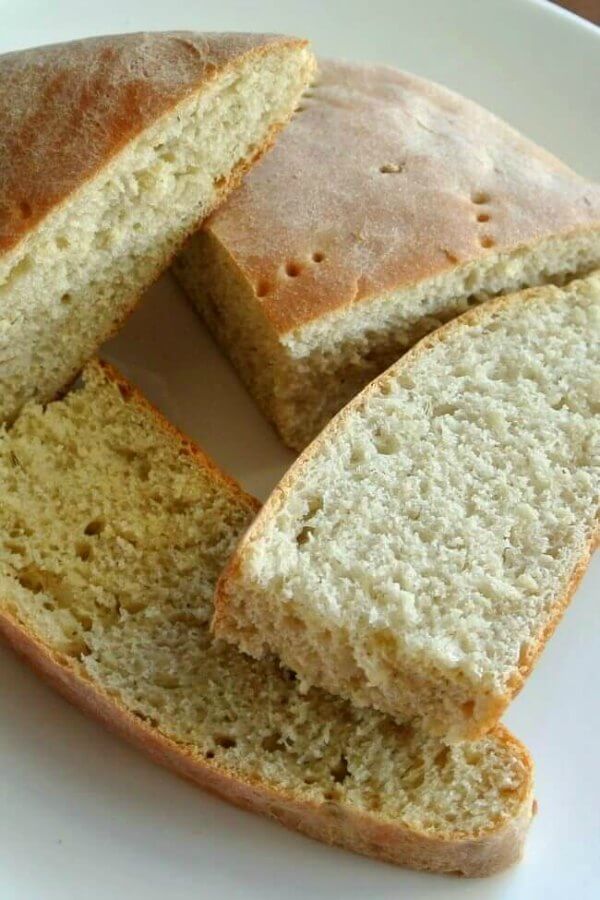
[0,31,314,423]
[0,361,534,876]
[215,273,600,740]
[174,59,600,450]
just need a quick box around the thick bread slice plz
[215,272,600,740]
[0,361,534,876]
[0,31,315,422]
[174,59,600,450]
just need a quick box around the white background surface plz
[0,1,598,897]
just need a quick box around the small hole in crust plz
[256,280,271,298]
[205,750,215,760]
[295,105,306,113]
[61,293,72,305]
[379,163,404,174]
[285,262,301,278]
[472,191,490,205]
[480,235,495,249]
[477,213,490,223]
[312,251,325,263]
[443,249,459,264]
[19,200,32,219]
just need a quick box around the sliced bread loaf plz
[0,360,534,876]
[0,31,314,422]
[215,272,600,740]
[174,60,600,450]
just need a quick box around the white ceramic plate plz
[0,1,598,897]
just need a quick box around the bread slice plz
[215,272,600,741]
[0,31,315,423]
[0,361,534,876]
[174,59,600,450]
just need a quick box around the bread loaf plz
[175,60,600,449]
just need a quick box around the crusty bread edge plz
[0,361,534,877]
[214,273,600,740]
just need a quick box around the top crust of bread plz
[0,31,307,254]
[203,59,600,335]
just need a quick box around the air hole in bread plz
[17,567,43,594]
[434,747,450,769]
[374,433,399,455]
[518,642,530,667]
[312,251,325,263]
[4,540,26,556]
[76,542,93,562]
[296,525,313,545]
[56,236,70,250]
[205,750,215,760]
[471,191,490,204]
[285,261,302,277]
[461,700,475,719]
[256,279,271,298]
[61,293,72,305]
[379,163,404,174]
[84,518,106,536]
[477,213,490,223]
[262,731,286,752]
[133,711,159,728]
[480,235,495,249]
[330,755,349,784]
[403,765,425,789]
[215,734,237,749]
[443,249,459,264]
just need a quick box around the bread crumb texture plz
[216,273,600,739]
[0,32,314,422]
[0,362,531,872]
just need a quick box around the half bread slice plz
[215,272,600,740]
[174,59,600,449]
[0,31,314,422]
[0,361,534,876]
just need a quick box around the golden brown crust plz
[0,607,533,876]
[215,275,599,738]
[0,363,534,876]
[204,59,600,335]
[0,31,308,254]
